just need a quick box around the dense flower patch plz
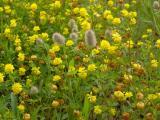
[0,0,160,120]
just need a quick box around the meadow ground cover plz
[0,0,160,120]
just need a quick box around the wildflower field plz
[0,0,160,120]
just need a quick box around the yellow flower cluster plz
[31,67,41,75]
[78,67,87,79]
[87,92,96,103]
[4,64,14,74]
[87,64,96,72]
[52,57,62,65]
[66,40,74,46]
[0,73,4,83]
[114,91,133,101]
[94,105,102,115]
[12,83,22,94]
[53,75,61,82]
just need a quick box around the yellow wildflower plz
[112,18,121,25]
[147,94,158,101]
[18,67,26,76]
[81,20,91,31]
[124,92,133,99]
[0,73,4,83]
[54,1,61,8]
[91,48,100,55]
[4,5,11,14]
[87,92,96,103]
[52,57,62,65]
[112,32,122,42]
[108,46,117,54]
[18,104,25,112]
[33,26,40,32]
[100,40,110,50]
[10,19,17,28]
[51,45,60,52]
[121,9,129,17]
[18,53,25,62]
[108,0,114,7]
[66,40,74,46]
[12,83,22,94]
[4,28,11,35]
[4,64,14,74]
[94,105,102,114]
[31,67,41,75]
[79,8,88,17]
[156,39,160,48]
[151,59,158,68]
[88,64,96,71]
[0,7,3,12]
[73,7,79,14]
[110,108,116,116]
[53,75,61,82]
[114,91,125,101]
[30,3,37,11]
[78,67,87,79]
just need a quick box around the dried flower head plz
[153,1,160,10]
[52,32,65,45]
[72,25,79,33]
[30,86,39,95]
[68,19,79,33]
[85,30,97,47]
[69,32,78,42]
[105,29,112,37]
[36,38,44,44]
[68,19,76,28]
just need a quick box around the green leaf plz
[31,106,42,120]
[11,93,17,119]
[82,96,90,120]
[0,96,6,112]
[69,59,75,67]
